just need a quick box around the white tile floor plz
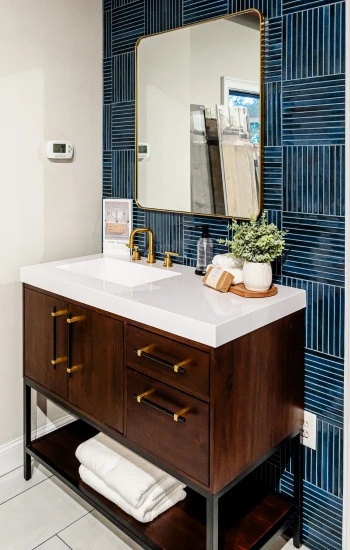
[0,462,307,550]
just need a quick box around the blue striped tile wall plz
[102,0,346,547]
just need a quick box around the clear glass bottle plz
[195,225,213,276]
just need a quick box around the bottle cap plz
[202,225,209,238]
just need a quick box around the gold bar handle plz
[67,365,83,374]
[136,389,155,403]
[51,357,67,366]
[174,360,189,373]
[174,407,190,422]
[67,315,85,324]
[51,309,68,317]
[136,345,154,357]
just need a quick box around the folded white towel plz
[76,433,185,509]
[79,465,186,523]
[207,254,244,284]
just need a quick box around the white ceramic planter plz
[243,261,272,292]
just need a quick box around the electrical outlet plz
[301,411,317,450]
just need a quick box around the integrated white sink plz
[58,257,181,288]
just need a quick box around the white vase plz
[243,261,272,292]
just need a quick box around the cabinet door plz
[67,304,123,433]
[24,287,68,399]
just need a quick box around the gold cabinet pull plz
[136,345,154,357]
[51,357,67,366]
[134,347,188,374]
[67,315,85,324]
[51,309,68,317]
[173,407,190,422]
[136,389,155,403]
[134,392,189,423]
[67,365,83,374]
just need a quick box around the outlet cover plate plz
[301,411,317,450]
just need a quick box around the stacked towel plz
[76,433,186,523]
[207,253,244,284]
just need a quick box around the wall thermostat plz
[46,141,74,160]
[138,143,150,160]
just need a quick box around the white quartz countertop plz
[20,254,306,348]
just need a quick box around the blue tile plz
[104,11,112,58]
[264,147,282,210]
[183,0,228,25]
[282,75,345,145]
[283,146,345,216]
[283,3,346,80]
[103,152,113,198]
[145,210,184,261]
[305,350,344,426]
[104,58,113,104]
[112,1,145,55]
[231,0,281,18]
[113,53,135,103]
[265,82,282,146]
[264,17,282,83]
[282,277,344,358]
[282,213,345,286]
[111,101,135,150]
[145,0,183,33]
[103,105,112,151]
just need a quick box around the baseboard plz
[0,414,75,477]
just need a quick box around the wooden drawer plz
[126,369,209,485]
[126,325,210,400]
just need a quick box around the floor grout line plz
[56,535,74,550]
[55,510,93,537]
[0,476,53,507]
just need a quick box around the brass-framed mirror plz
[135,10,264,219]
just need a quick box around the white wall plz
[0,0,102,448]
[137,17,260,211]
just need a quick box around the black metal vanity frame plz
[24,378,302,550]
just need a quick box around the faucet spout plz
[126,228,156,264]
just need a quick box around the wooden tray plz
[229,283,278,298]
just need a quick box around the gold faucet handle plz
[132,246,141,261]
[163,251,179,268]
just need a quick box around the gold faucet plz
[126,228,156,264]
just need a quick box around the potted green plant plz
[219,211,287,292]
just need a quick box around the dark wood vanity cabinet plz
[24,288,68,400]
[23,284,304,550]
[23,287,124,433]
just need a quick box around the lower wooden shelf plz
[27,420,296,550]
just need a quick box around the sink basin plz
[58,257,181,288]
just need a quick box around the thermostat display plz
[46,141,73,160]
[138,143,150,160]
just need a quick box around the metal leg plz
[293,434,303,548]
[206,494,221,550]
[23,381,32,481]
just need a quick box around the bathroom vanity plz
[21,254,306,550]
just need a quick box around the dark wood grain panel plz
[210,313,304,492]
[126,369,209,485]
[126,324,210,400]
[68,304,124,433]
[24,287,68,399]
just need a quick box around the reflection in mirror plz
[137,11,262,218]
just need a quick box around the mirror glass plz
[136,11,262,219]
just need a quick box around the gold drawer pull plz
[136,389,155,403]
[51,309,68,317]
[67,365,83,374]
[67,315,85,324]
[134,392,189,423]
[134,347,188,374]
[51,357,67,366]
[173,407,190,422]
